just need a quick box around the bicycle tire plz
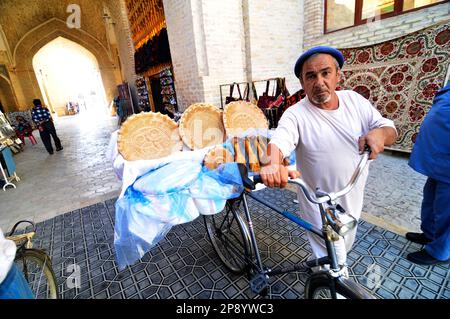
[305,273,374,299]
[204,201,253,274]
[15,249,59,299]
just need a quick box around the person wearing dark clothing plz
[407,83,450,265]
[31,99,63,155]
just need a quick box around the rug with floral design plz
[339,21,449,153]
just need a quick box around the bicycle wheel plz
[15,249,59,299]
[305,273,373,299]
[204,201,253,274]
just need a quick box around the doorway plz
[32,37,108,118]
[150,77,164,114]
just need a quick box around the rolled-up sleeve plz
[364,99,397,132]
[269,109,300,158]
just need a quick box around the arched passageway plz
[33,36,109,117]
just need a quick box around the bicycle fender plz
[306,272,376,299]
[336,276,376,299]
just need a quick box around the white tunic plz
[270,90,396,264]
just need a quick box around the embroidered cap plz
[294,46,345,78]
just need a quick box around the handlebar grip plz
[253,174,263,185]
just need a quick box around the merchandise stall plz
[219,78,305,129]
[135,76,151,112]
[0,144,19,191]
[126,0,179,117]
[0,110,22,154]
[0,111,20,190]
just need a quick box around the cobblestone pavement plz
[28,193,449,299]
[364,151,426,233]
[0,112,426,236]
[0,111,122,232]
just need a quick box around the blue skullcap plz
[294,46,345,78]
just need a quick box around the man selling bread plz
[260,46,397,266]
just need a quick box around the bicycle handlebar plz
[8,220,36,237]
[253,147,371,205]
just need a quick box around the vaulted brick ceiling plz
[0,0,108,56]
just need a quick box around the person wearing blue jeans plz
[0,228,34,299]
[407,83,450,265]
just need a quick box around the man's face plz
[300,54,341,107]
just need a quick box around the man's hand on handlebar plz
[358,127,397,160]
[260,164,300,188]
[260,144,300,188]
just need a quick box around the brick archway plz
[11,18,121,112]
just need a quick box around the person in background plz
[260,46,397,267]
[31,99,63,155]
[0,227,34,299]
[406,83,450,265]
[114,96,126,126]
[15,115,37,146]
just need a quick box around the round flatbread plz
[203,146,234,170]
[223,101,268,137]
[118,112,182,161]
[179,103,225,150]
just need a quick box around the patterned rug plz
[339,21,450,153]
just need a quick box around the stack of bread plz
[117,100,273,172]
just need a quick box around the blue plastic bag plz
[114,160,243,269]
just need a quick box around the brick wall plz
[163,0,248,111]
[164,0,304,110]
[245,0,304,96]
[303,1,450,49]
[106,0,138,107]
[163,0,202,111]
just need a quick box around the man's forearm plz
[379,126,397,146]
[266,143,284,166]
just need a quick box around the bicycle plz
[204,147,375,299]
[6,220,59,299]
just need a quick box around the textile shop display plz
[135,76,151,112]
[0,111,22,153]
[221,82,256,108]
[221,78,298,129]
[178,103,225,150]
[225,83,247,105]
[257,78,291,129]
[159,68,178,117]
[339,22,450,153]
[117,112,182,161]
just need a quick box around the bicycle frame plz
[239,190,345,298]
[5,220,59,299]
[236,149,371,298]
